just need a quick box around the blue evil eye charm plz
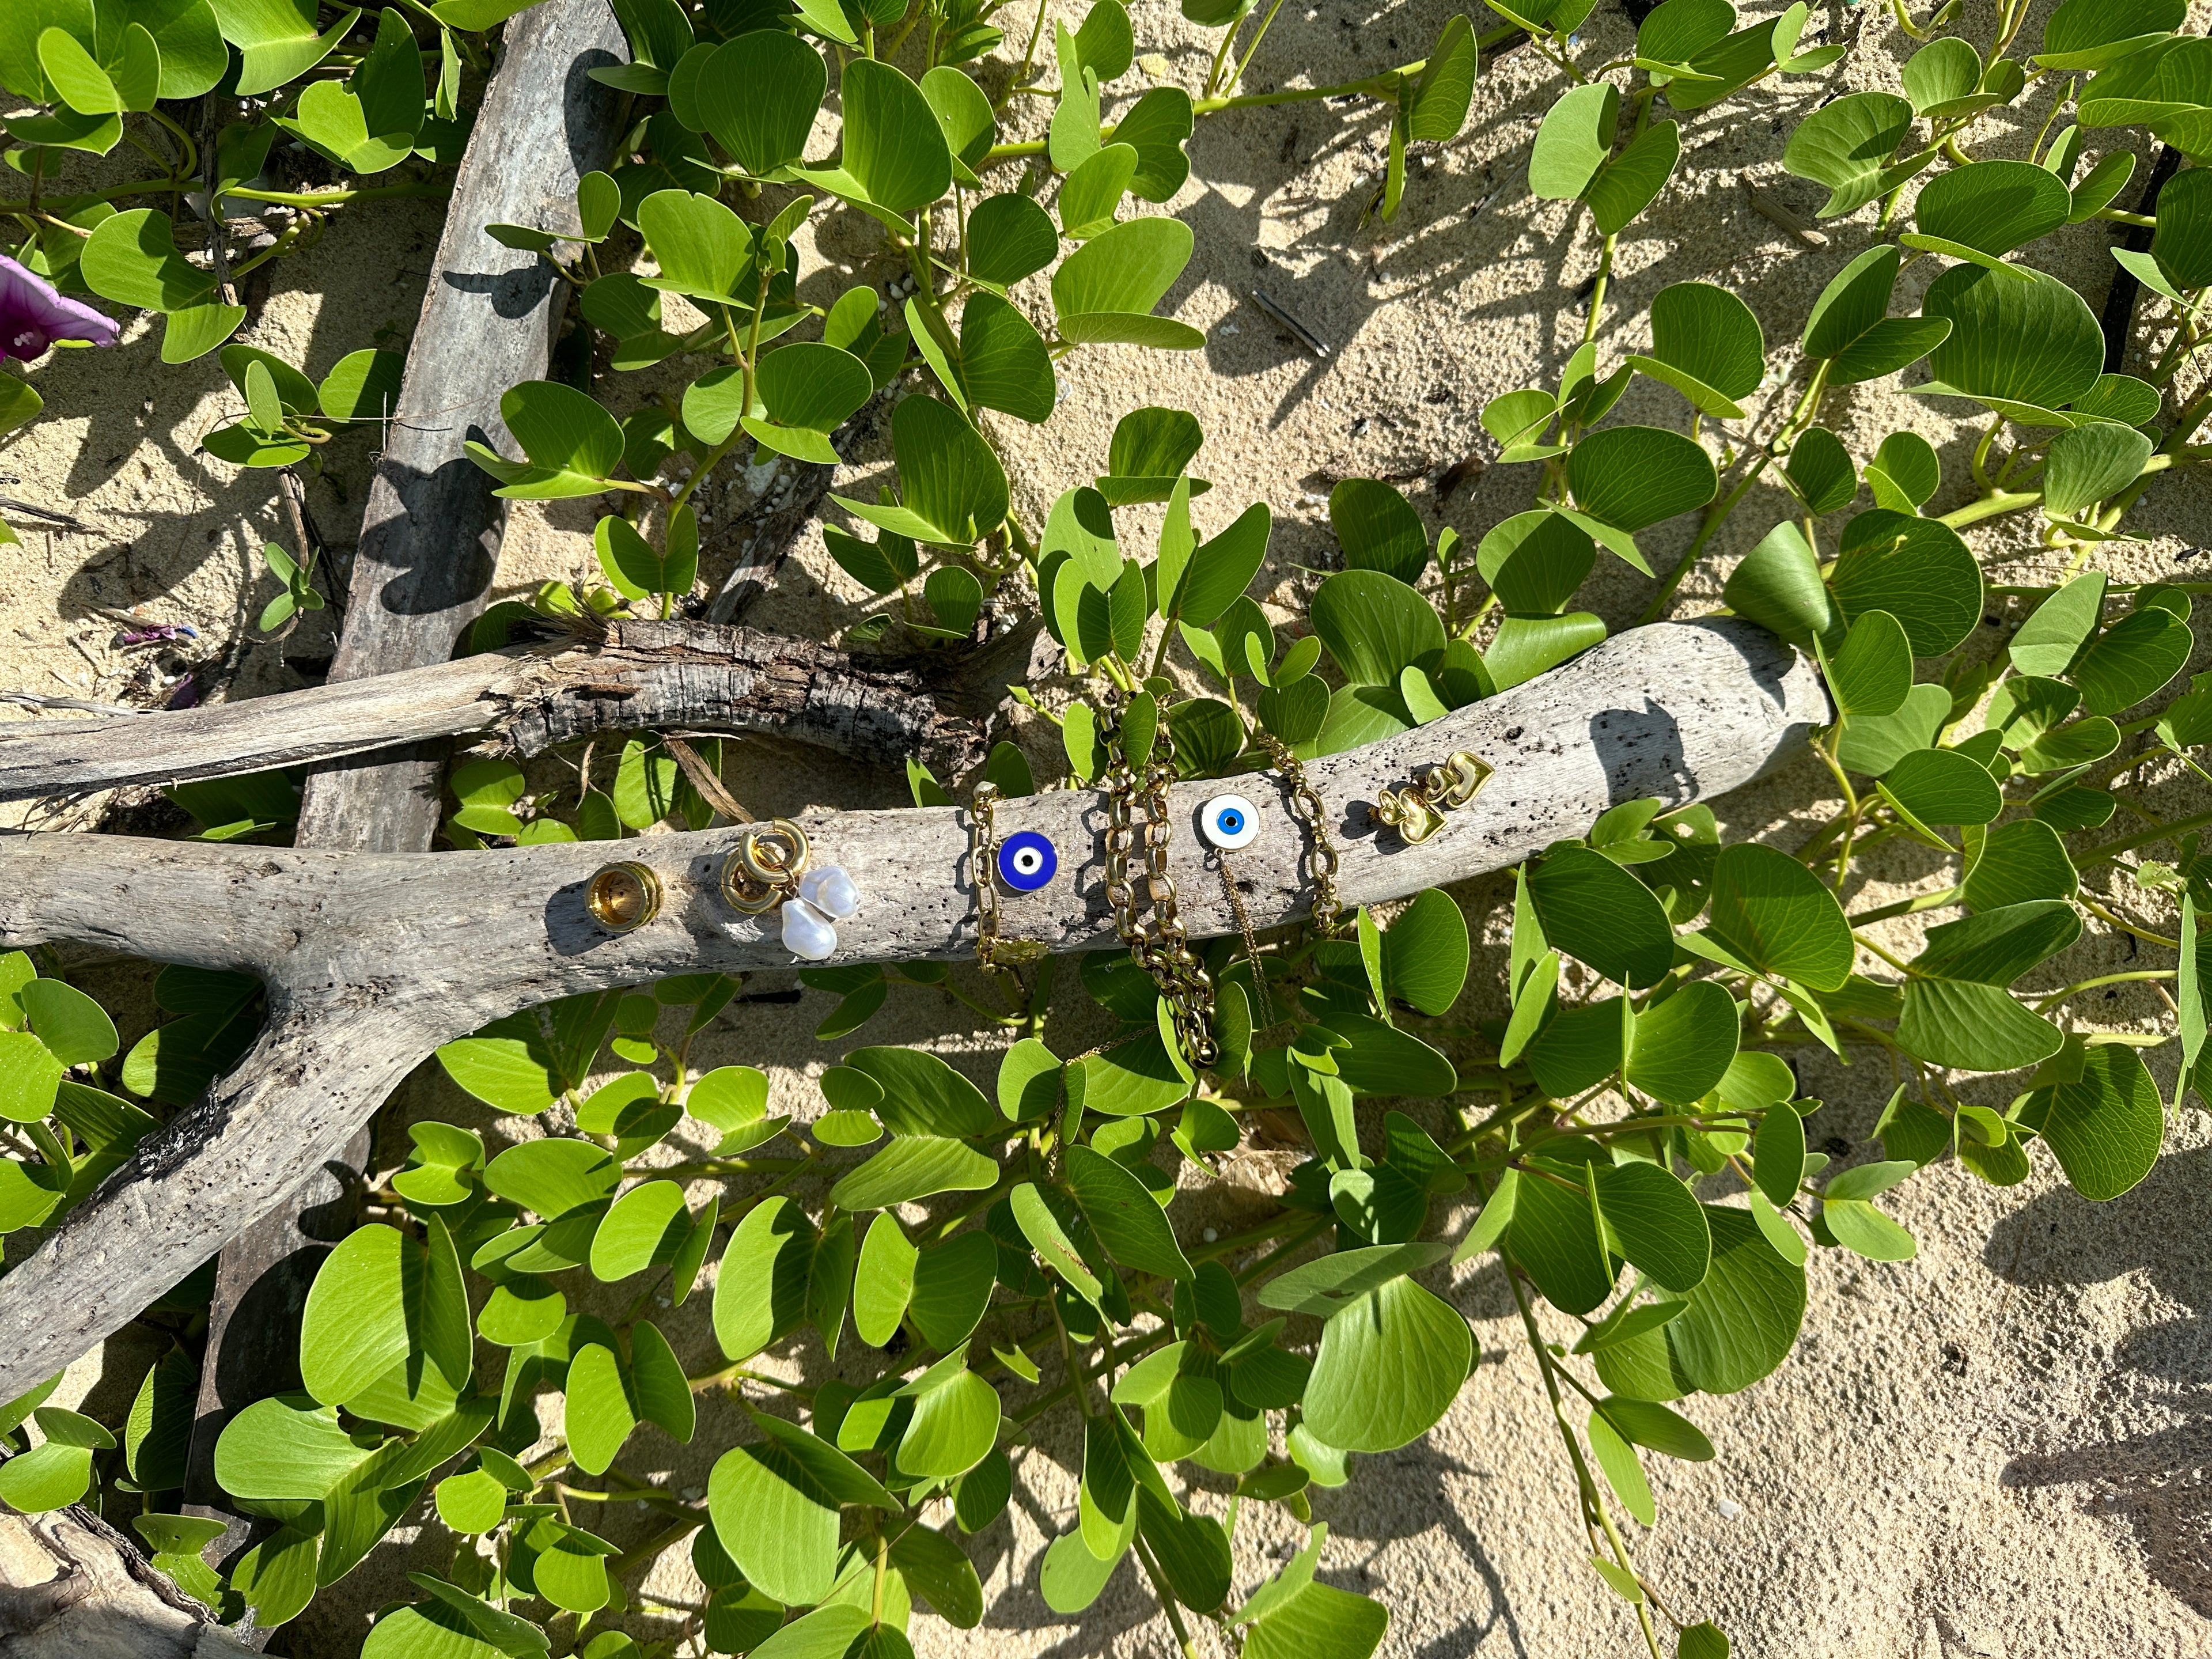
[1199,794,1260,851]
[997,830,1058,892]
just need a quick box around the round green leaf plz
[20,978,116,1066]
[1661,1205,1805,1394]
[1824,609,1911,717]
[1910,159,2070,258]
[1705,842,1854,993]
[698,31,824,175]
[1066,1143,1193,1281]
[1593,1162,1711,1293]
[829,1134,997,1211]
[1895,979,2063,1071]
[712,1195,816,1362]
[2033,1044,2162,1200]
[1625,981,1739,1107]
[1565,425,1717,533]
[1328,479,1428,586]
[1302,1275,1471,1453]
[1309,570,1444,688]
[1051,215,1194,323]
[2043,422,2156,516]
[966,192,1059,290]
[436,1467,509,1534]
[590,1180,690,1281]
[1527,844,1676,989]
[1879,747,2003,827]
[1782,91,1918,217]
[1381,889,1469,1016]
[79,209,214,312]
[843,59,952,211]
[1919,264,2103,421]
[485,1138,622,1219]
[1828,509,1982,656]
[565,1343,636,1475]
[1631,282,1764,415]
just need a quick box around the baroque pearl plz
[781,898,839,961]
[798,863,861,919]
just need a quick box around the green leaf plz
[1528,81,1615,200]
[1329,479,1428,586]
[215,1395,377,1501]
[834,395,1007,547]
[20,978,116,1066]
[1704,843,1855,991]
[696,30,823,175]
[839,59,952,212]
[2029,1044,2163,1200]
[2040,0,2186,72]
[1661,1205,1805,1393]
[1593,1161,1711,1293]
[79,207,214,312]
[2074,604,2194,714]
[1783,427,1858,515]
[1627,282,1764,417]
[474,380,626,499]
[1565,425,1717,540]
[921,64,997,184]
[1782,90,1920,217]
[830,1134,998,1211]
[1828,509,1983,656]
[1309,570,1444,688]
[590,1180,690,1281]
[713,1195,815,1362]
[2044,422,2156,516]
[1917,264,2104,424]
[565,1343,636,1475]
[1626,980,1738,1106]
[2010,571,2105,675]
[1907,159,2070,261]
[1586,1406,1654,1525]
[1051,217,1198,344]
[214,0,359,96]
[902,1238,999,1354]
[1824,609,1912,717]
[300,1219,471,1410]
[1866,429,1941,510]
[1896,979,2063,1071]
[1059,142,1137,238]
[966,192,1059,290]
[1722,521,1837,650]
[1381,889,1469,1016]
[1879,747,2003,827]
[1066,1143,1191,1279]
[1301,1274,1469,1453]
[709,1414,896,1606]
[1528,844,1676,988]
[1509,1162,1613,1314]
[1116,85,1194,201]
[1477,510,1595,614]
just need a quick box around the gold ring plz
[585,862,662,931]
[736,818,810,886]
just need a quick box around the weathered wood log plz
[0,620,1014,805]
[0,1503,253,1657]
[0,620,1825,1401]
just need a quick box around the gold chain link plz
[968,782,1046,986]
[1254,731,1347,937]
[1095,687,1218,1068]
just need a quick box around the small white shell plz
[799,864,861,919]
[781,898,839,961]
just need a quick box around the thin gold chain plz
[968,782,1046,988]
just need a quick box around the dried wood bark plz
[0,620,1828,1402]
[0,620,1013,805]
[0,1503,251,1657]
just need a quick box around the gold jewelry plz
[1096,686,1217,1068]
[722,818,811,913]
[1253,731,1347,936]
[585,862,662,931]
[1370,750,1492,844]
[969,782,1049,981]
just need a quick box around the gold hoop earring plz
[585,862,662,932]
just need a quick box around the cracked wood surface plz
[0,619,1825,1402]
[0,620,1003,805]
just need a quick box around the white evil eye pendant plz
[997,830,1058,892]
[1199,793,1261,851]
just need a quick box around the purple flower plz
[0,254,119,364]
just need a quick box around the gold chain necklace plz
[1253,730,1347,937]
[968,781,1048,987]
[1095,686,1218,1068]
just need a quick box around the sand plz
[5,0,2211,1653]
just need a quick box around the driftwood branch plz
[0,620,1824,1401]
[0,620,1016,805]
[0,1502,252,1657]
